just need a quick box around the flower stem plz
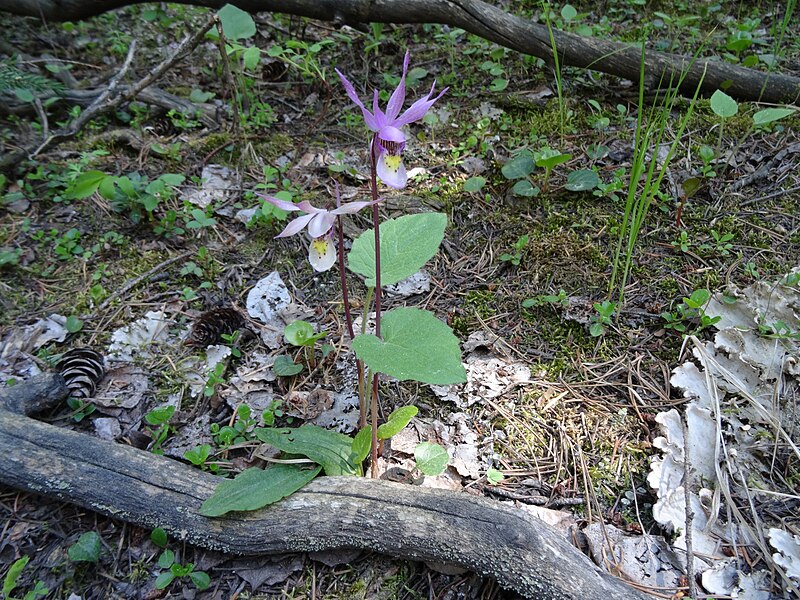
[336,212,366,428]
[369,134,382,477]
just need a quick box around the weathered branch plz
[0,378,651,599]
[1,0,798,105]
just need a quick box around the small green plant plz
[671,230,692,253]
[284,319,327,369]
[67,531,102,563]
[661,289,721,334]
[151,530,210,591]
[486,468,505,485]
[204,362,227,397]
[66,397,95,422]
[184,444,219,473]
[589,300,616,337]
[522,288,568,308]
[706,230,735,256]
[500,234,529,266]
[144,405,175,454]
[210,404,257,448]
[697,144,717,178]
[2,556,48,600]
[534,147,571,194]
[53,228,89,260]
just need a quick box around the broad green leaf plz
[67,531,101,562]
[684,288,710,309]
[65,315,83,333]
[352,308,466,385]
[415,442,449,476]
[155,571,176,589]
[565,169,600,191]
[753,107,795,126]
[160,173,185,186]
[256,424,358,476]
[681,177,701,198]
[377,405,418,440]
[199,464,321,516]
[490,78,509,92]
[243,46,261,71]
[535,148,571,169]
[150,527,168,548]
[348,213,447,287]
[561,4,577,21]
[512,180,539,197]
[4,556,30,595]
[14,88,35,102]
[273,355,303,376]
[218,4,256,40]
[710,90,738,118]
[68,170,107,199]
[501,152,534,179]
[284,320,325,347]
[463,176,486,192]
[352,427,372,463]
[190,571,211,590]
[190,89,215,103]
[158,549,174,568]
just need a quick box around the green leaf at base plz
[352,308,466,385]
[199,464,321,517]
[256,424,358,476]
[415,442,449,476]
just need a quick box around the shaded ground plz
[1,1,799,598]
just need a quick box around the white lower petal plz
[377,153,407,189]
[308,237,337,272]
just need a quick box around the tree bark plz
[0,385,651,599]
[1,0,799,105]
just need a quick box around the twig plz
[213,17,242,136]
[92,250,194,314]
[28,13,217,159]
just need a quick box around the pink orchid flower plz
[335,51,447,189]
[261,194,379,272]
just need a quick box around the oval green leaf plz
[217,4,256,41]
[565,169,600,191]
[199,464,321,517]
[463,176,486,192]
[415,442,449,476]
[377,405,418,440]
[352,308,466,385]
[256,424,358,476]
[273,355,303,376]
[512,179,539,197]
[348,213,447,288]
[68,531,101,562]
[753,107,795,126]
[710,90,738,118]
[501,152,534,179]
[351,426,372,463]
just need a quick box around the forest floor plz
[1,1,799,599]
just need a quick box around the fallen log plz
[0,377,651,599]
[1,0,799,105]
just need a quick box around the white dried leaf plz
[769,528,800,581]
[384,269,431,297]
[107,311,170,361]
[246,271,291,324]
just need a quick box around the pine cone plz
[56,348,105,399]
[186,307,246,347]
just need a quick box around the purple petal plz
[378,125,406,144]
[385,51,410,121]
[276,213,314,238]
[331,199,382,215]
[294,200,324,214]
[308,237,337,272]
[376,152,407,189]
[372,89,386,128]
[307,212,336,238]
[395,85,448,127]
[260,195,302,212]
[335,68,377,130]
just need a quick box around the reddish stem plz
[369,135,382,338]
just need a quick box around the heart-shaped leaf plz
[415,442,449,475]
[565,169,600,192]
[352,308,466,385]
[501,152,535,179]
[348,213,446,288]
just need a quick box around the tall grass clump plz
[608,41,705,306]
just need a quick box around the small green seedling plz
[204,362,227,398]
[534,147,572,193]
[184,444,218,473]
[709,89,738,151]
[671,230,692,253]
[2,556,48,600]
[145,405,175,454]
[589,300,616,337]
[284,319,326,369]
[500,235,529,266]
[522,289,568,308]
[486,468,505,485]
[661,288,721,334]
[210,404,257,448]
[152,530,210,592]
[67,531,102,563]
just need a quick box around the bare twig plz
[213,16,242,136]
[681,417,697,600]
